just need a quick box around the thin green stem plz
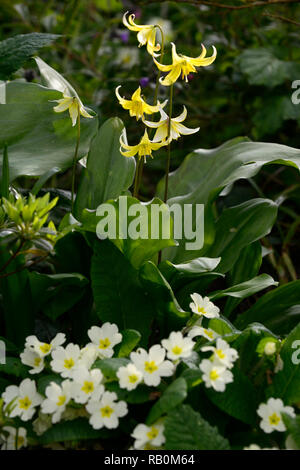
[133,158,143,199]
[71,112,81,213]
[163,84,174,203]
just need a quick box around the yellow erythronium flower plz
[53,94,93,127]
[116,86,167,121]
[153,42,217,86]
[143,106,199,142]
[120,129,167,162]
[123,11,161,57]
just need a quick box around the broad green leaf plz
[146,378,187,425]
[236,48,300,88]
[208,317,238,337]
[0,248,34,346]
[204,367,258,425]
[224,241,262,317]
[209,274,277,301]
[29,272,89,321]
[282,414,300,449]
[95,196,177,269]
[0,81,97,181]
[91,240,156,346]
[268,323,300,405]
[34,56,80,100]
[205,199,277,273]
[0,357,27,378]
[235,280,300,334]
[37,418,114,444]
[0,33,60,79]
[139,261,190,336]
[1,144,9,198]
[164,404,230,450]
[253,95,300,138]
[94,358,129,379]
[159,256,221,286]
[115,329,141,358]
[74,118,135,219]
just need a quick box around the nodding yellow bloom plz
[53,94,93,127]
[143,106,199,142]
[123,11,161,57]
[120,129,168,162]
[116,86,167,121]
[153,42,217,86]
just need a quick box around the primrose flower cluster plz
[117,12,217,162]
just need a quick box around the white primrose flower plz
[201,338,238,369]
[264,341,277,356]
[86,391,128,430]
[78,343,99,369]
[20,348,45,374]
[72,366,104,404]
[116,363,143,391]
[257,398,296,434]
[189,293,220,319]
[0,426,27,450]
[244,444,278,450]
[50,343,81,378]
[87,323,122,359]
[131,421,165,450]
[130,345,174,387]
[161,331,195,361]
[199,359,233,392]
[25,332,66,358]
[41,380,73,424]
[2,378,43,421]
[188,326,219,341]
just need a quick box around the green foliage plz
[164,405,230,450]
[146,378,187,425]
[0,33,59,80]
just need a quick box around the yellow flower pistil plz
[269,413,281,426]
[53,94,93,127]
[64,358,75,370]
[128,374,139,384]
[216,349,225,360]
[120,129,167,162]
[101,405,114,418]
[147,426,159,440]
[99,338,111,349]
[172,346,183,356]
[40,343,51,355]
[19,396,32,410]
[209,370,219,381]
[143,106,199,142]
[56,395,66,406]
[81,381,94,394]
[116,86,167,121]
[144,361,158,374]
[153,42,217,86]
[123,11,161,57]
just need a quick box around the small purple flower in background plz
[133,8,142,19]
[119,30,130,44]
[187,73,194,81]
[140,77,150,88]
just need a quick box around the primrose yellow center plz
[56,395,66,407]
[128,374,138,383]
[40,343,51,354]
[216,349,225,359]
[101,405,114,418]
[209,370,219,381]
[99,338,111,349]
[19,396,32,410]
[81,381,94,394]
[147,427,159,440]
[204,329,214,339]
[17,436,25,448]
[64,358,75,369]
[144,361,158,374]
[269,413,281,426]
[34,357,42,367]
[172,346,183,355]
[197,306,206,315]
